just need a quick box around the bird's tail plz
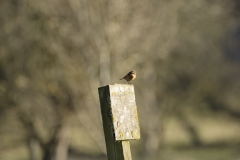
[119,78,123,80]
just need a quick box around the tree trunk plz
[177,112,202,146]
[28,137,40,160]
[42,125,70,160]
[142,90,162,159]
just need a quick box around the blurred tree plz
[0,0,93,160]
[0,0,240,160]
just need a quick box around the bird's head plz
[131,70,136,75]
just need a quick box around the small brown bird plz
[120,70,137,84]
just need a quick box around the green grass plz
[0,146,28,160]
[156,147,240,160]
[1,114,240,160]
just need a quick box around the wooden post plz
[98,84,140,160]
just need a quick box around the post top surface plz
[98,84,134,89]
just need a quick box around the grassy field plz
[1,114,240,160]
[1,145,239,160]
[133,147,240,160]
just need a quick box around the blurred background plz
[0,0,240,160]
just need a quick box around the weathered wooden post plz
[98,84,140,160]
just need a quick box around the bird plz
[119,70,137,84]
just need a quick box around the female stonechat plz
[120,70,136,84]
